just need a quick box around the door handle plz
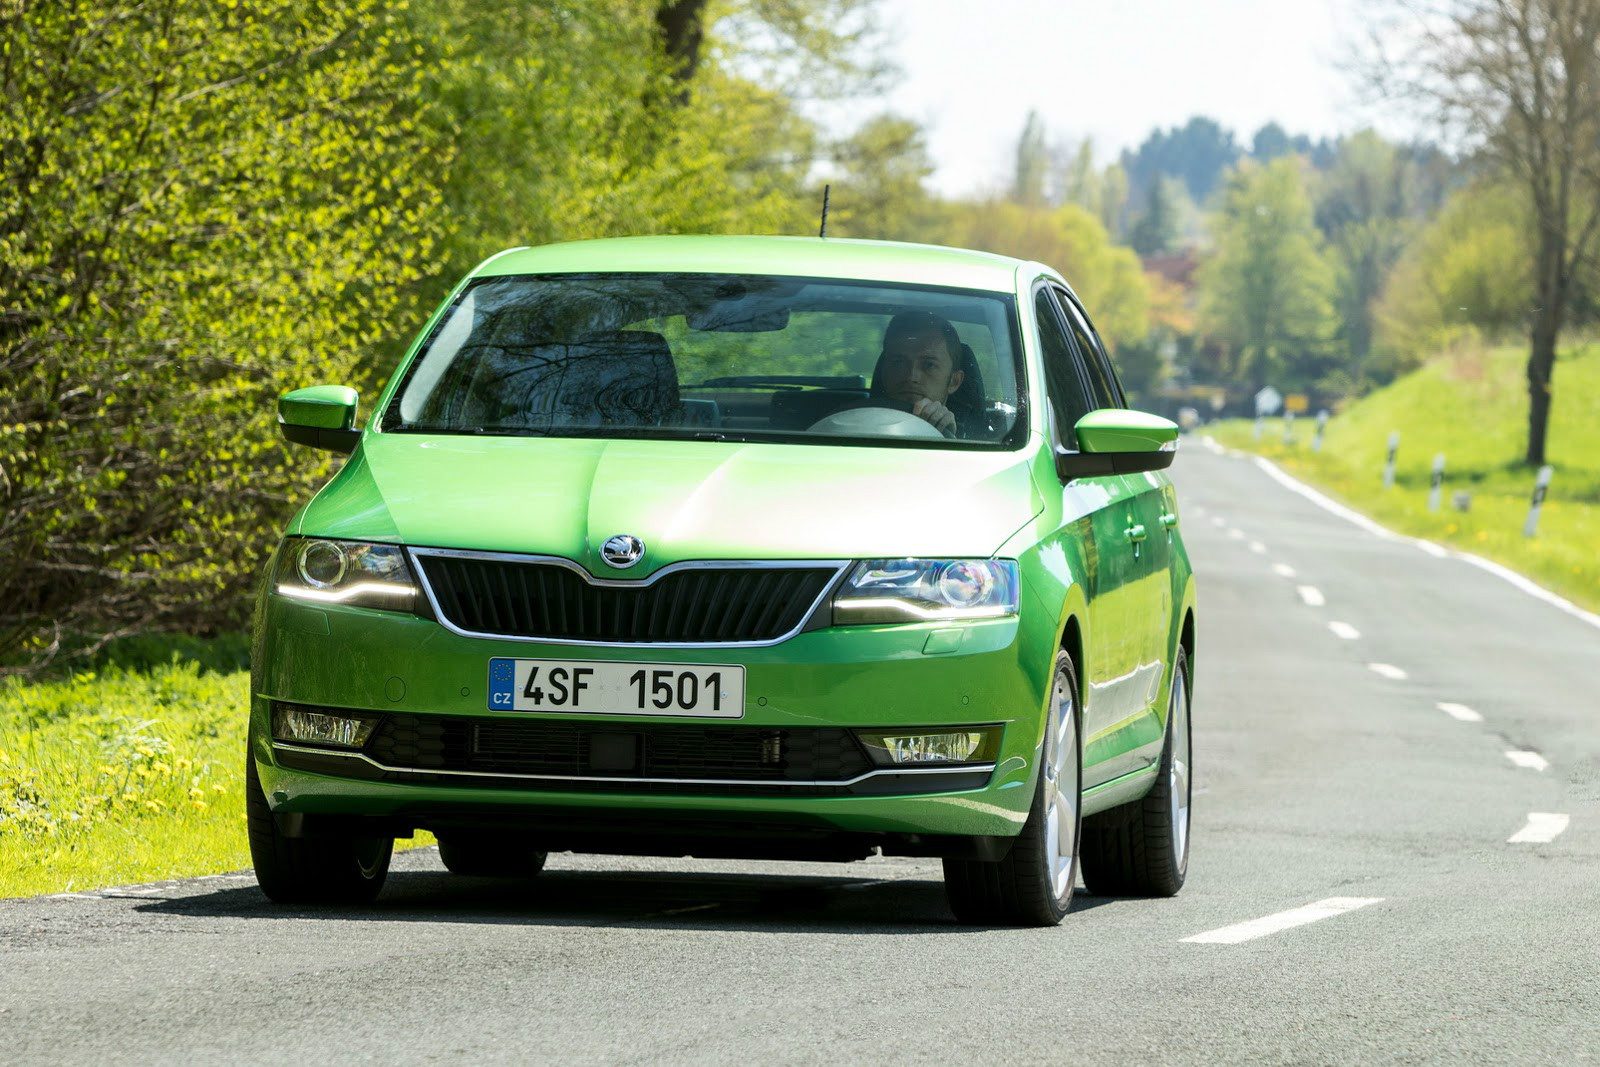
[1160,512,1178,529]
[1125,523,1148,542]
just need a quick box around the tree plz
[1128,178,1185,256]
[1011,110,1050,207]
[824,113,942,240]
[1368,0,1600,465]
[1196,158,1340,391]
[1372,180,1534,375]
[1121,116,1241,205]
[0,0,450,665]
[951,201,1150,347]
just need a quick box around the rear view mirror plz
[1056,409,1179,479]
[279,385,360,453]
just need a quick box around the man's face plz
[879,331,963,406]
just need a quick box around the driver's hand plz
[912,398,957,435]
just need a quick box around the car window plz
[1033,287,1093,450]
[1052,288,1125,409]
[384,273,1025,449]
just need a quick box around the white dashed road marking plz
[1211,515,1227,527]
[1182,897,1386,945]
[1297,585,1325,607]
[1438,702,1484,722]
[1228,528,1245,540]
[1271,563,1296,578]
[1505,751,1550,772]
[1368,663,1408,681]
[1328,621,1360,640]
[1248,541,1266,554]
[1508,813,1569,843]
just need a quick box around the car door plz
[1052,286,1172,774]
[1030,283,1145,789]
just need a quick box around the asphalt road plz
[3,442,1598,1066]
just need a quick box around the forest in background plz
[2,0,1594,664]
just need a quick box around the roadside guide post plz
[1523,465,1554,537]
[1282,410,1295,445]
[1382,431,1400,489]
[1312,409,1329,452]
[1428,453,1445,512]
[1254,416,1263,440]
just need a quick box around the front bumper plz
[252,594,1055,842]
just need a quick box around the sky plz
[865,0,1395,197]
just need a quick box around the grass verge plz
[1204,340,1600,616]
[0,643,431,899]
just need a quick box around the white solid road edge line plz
[1508,813,1570,843]
[1505,750,1550,771]
[1438,701,1484,722]
[1183,897,1385,945]
[1247,454,1600,634]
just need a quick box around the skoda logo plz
[600,534,645,569]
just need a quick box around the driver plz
[873,311,966,435]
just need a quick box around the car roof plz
[473,235,1031,294]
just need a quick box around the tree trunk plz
[1525,237,1567,467]
[655,0,708,83]
[1525,318,1556,467]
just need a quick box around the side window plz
[1052,288,1124,410]
[1033,288,1093,450]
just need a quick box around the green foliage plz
[1205,340,1600,614]
[1373,181,1534,377]
[1011,111,1050,208]
[822,113,942,241]
[1196,157,1339,391]
[0,0,451,666]
[949,201,1150,348]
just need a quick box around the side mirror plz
[278,385,361,453]
[1055,408,1179,479]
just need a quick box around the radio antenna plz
[819,184,831,238]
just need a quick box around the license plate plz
[487,658,745,717]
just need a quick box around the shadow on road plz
[135,867,1121,934]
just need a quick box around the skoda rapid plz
[249,235,1196,926]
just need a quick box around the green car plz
[250,235,1196,926]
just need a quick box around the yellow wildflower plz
[121,792,138,802]
[98,765,117,776]
[0,747,9,764]
[212,784,227,794]
[153,761,171,775]
[135,766,150,778]
[191,800,208,811]
[144,799,162,811]
[189,788,205,799]
[135,746,155,758]
[176,758,192,770]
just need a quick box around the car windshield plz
[382,273,1024,448]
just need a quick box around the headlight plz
[273,537,417,611]
[832,559,1019,625]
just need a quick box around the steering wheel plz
[806,401,946,440]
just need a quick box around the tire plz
[246,756,392,905]
[944,649,1081,927]
[1080,644,1192,897]
[436,833,548,878]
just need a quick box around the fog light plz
[855,727,1000,766]
[271,703,379,749]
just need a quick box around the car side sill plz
[1080,763,1159,818]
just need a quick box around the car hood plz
[295,433,1044,575]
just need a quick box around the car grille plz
[415,555,840,643]
[368,714,874,782]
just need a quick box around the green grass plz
[0,641,431,898]
[1206,340,1600,615]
